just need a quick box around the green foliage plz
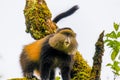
[105,22,120,77]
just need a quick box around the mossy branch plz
[24,0,57,39]
[71,51,91,80]
[90,31,104,80]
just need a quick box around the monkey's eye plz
[61,32,71,36]
[64,32,71,35]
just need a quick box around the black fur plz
[40,37,73,80]
[53,5,79,23]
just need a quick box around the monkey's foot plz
[25,73,38,80]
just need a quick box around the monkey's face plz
[49,28,78,55]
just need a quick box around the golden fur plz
[24,36,49,61]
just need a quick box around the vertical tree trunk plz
[90,31,104,80]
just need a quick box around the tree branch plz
[90,31,104,80]
[24,0,57,39]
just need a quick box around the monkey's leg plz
[49,69,55,80]
[20,53,37,79]
[61,66,71,80]
[22,62,38,79]
[40,59,53,80]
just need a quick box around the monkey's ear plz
[72,33,76,38]
[74,33,76,37]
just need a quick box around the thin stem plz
[114,74,116,80]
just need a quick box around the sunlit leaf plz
[114,22,119,31]
[117,32,120,38]
[111,50,119,61]
[104,39,113,43]
[106,63,112,67]
[113,61,120,72]
[105,31,117,39]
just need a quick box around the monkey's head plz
[49,27,78,55]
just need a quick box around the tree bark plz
[90,31,104,80]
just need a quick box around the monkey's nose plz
[64,38,70,47]
[65,41,69,45]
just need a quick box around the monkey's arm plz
[53,5,79,23]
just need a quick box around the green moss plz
[8,77,37,80]
[71,51,91,80]
[24,0,57,39]
[55,76,61,80]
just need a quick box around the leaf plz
[112,61,120,72]
[106,63,113,67]
[105,31,117,39]
[106,42,114,48]
[117,32,120,38]
[112,71,120,76]
[114,22,119,31]
[105,39,114,48]
[104,39,112,43]
[111,50,119,61]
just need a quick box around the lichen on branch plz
[71,51,91,80]
[24,0,57,39]
[90,31,104,80]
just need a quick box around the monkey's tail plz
[53,5,79,23]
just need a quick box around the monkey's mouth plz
[64,37,70,47]
[64,41,70,47]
